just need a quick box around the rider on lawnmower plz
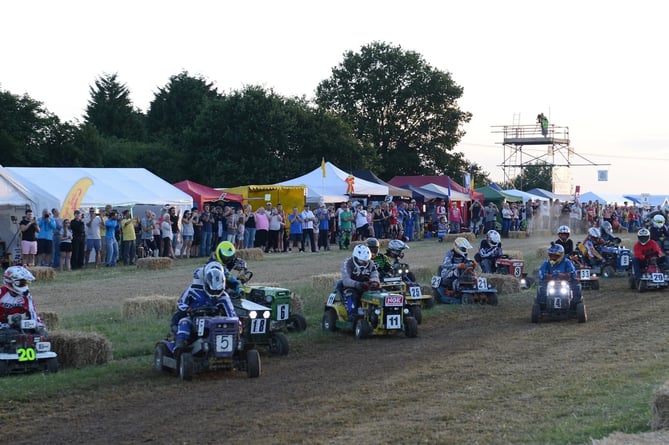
[537,243,582,309]
[555,225,574,256]
[649,214,669,244]
[582,227,605,267]
[0,266,45,332]
[476,229,503,274]
[440,237,475,291]
[631,228,668,281]
[340,245,380,321]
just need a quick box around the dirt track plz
[6,235,669,445]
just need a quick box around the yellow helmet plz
[215,241,236,268]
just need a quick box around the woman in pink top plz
[448,202,462,234]
[254,207,270,250]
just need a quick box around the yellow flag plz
[321,158,326,178]
[61,177,94,220]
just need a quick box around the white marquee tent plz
[276,162,388,203]
[0,165,60,258]
[6,167,193,214]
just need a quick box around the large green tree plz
[84,73,145,140]
[185,86,371,186]
[511,162,553,191]
[315,41,473,179]
[146,71,219,145]
[0,88,73,166]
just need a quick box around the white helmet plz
[3,266,35,295]
[453,237,473,256]
[600,221,612,235]
[588,227,601,238]
[558,225,571,236]
[653,214,666,228]
[638,228,651,245]
[487,230,501,246]
[352,245,372,265]
[203,262,226,301]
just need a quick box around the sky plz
[3,0,668,197]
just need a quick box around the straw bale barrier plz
[651,380,669,430]
[39,311,60,330]
[313,273,340,289]
[481,273,520,295]
[504,250,524,260]
[291,292,305,314]
[236,248,264,261]
[443,232,476,243]
[137,257,172,270]
[351,239,391,249]
[30,266,56,281]
[49,330,112,368]
[508,231,527,239]
[123,295,177,319]
[591,431,669,445]
[536,247,549,259]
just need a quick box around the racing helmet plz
[547,243,565,265]
[453,237,473,256]
[557,225,571,240]
[638,228,651,245]
[600,221,613,236]
[3,266,35,295]
[387,239,408,258]
[588,227,601,239]
[653,214,666,229]
[487,230,501,247]
[366,237,380,255]
[203,262,226,301]
[215,241,236,269]
[352,244,372,265]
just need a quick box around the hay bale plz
[291,292,305,314]
[482,273,520,295]
[652,380,669,430]
[508,231,527,239]
[591,431,669,445]
[313,273,340,289]
[237,248,264,261]
[122,295,177,319]
[504,250,524,260]
[39,311,59,330]
[536,247,548,259]
[30,266,56,281]
[49,330,112,368]
[136,257,172,270]
[443,232,476,243]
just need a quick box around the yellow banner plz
[61,177,94,220]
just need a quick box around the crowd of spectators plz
[14,197,646,270]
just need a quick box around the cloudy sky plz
[3,0,668,196]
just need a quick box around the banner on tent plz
[598,170,608,181]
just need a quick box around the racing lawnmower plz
[322,281,418,339]
[0,313,58,375]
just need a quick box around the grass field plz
[1,233,668,445]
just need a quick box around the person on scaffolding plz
[537,113,549,137]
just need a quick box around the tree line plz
[1,42,530,189]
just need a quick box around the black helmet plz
[366,237,380,255]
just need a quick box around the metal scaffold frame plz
[491,121,608,190]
